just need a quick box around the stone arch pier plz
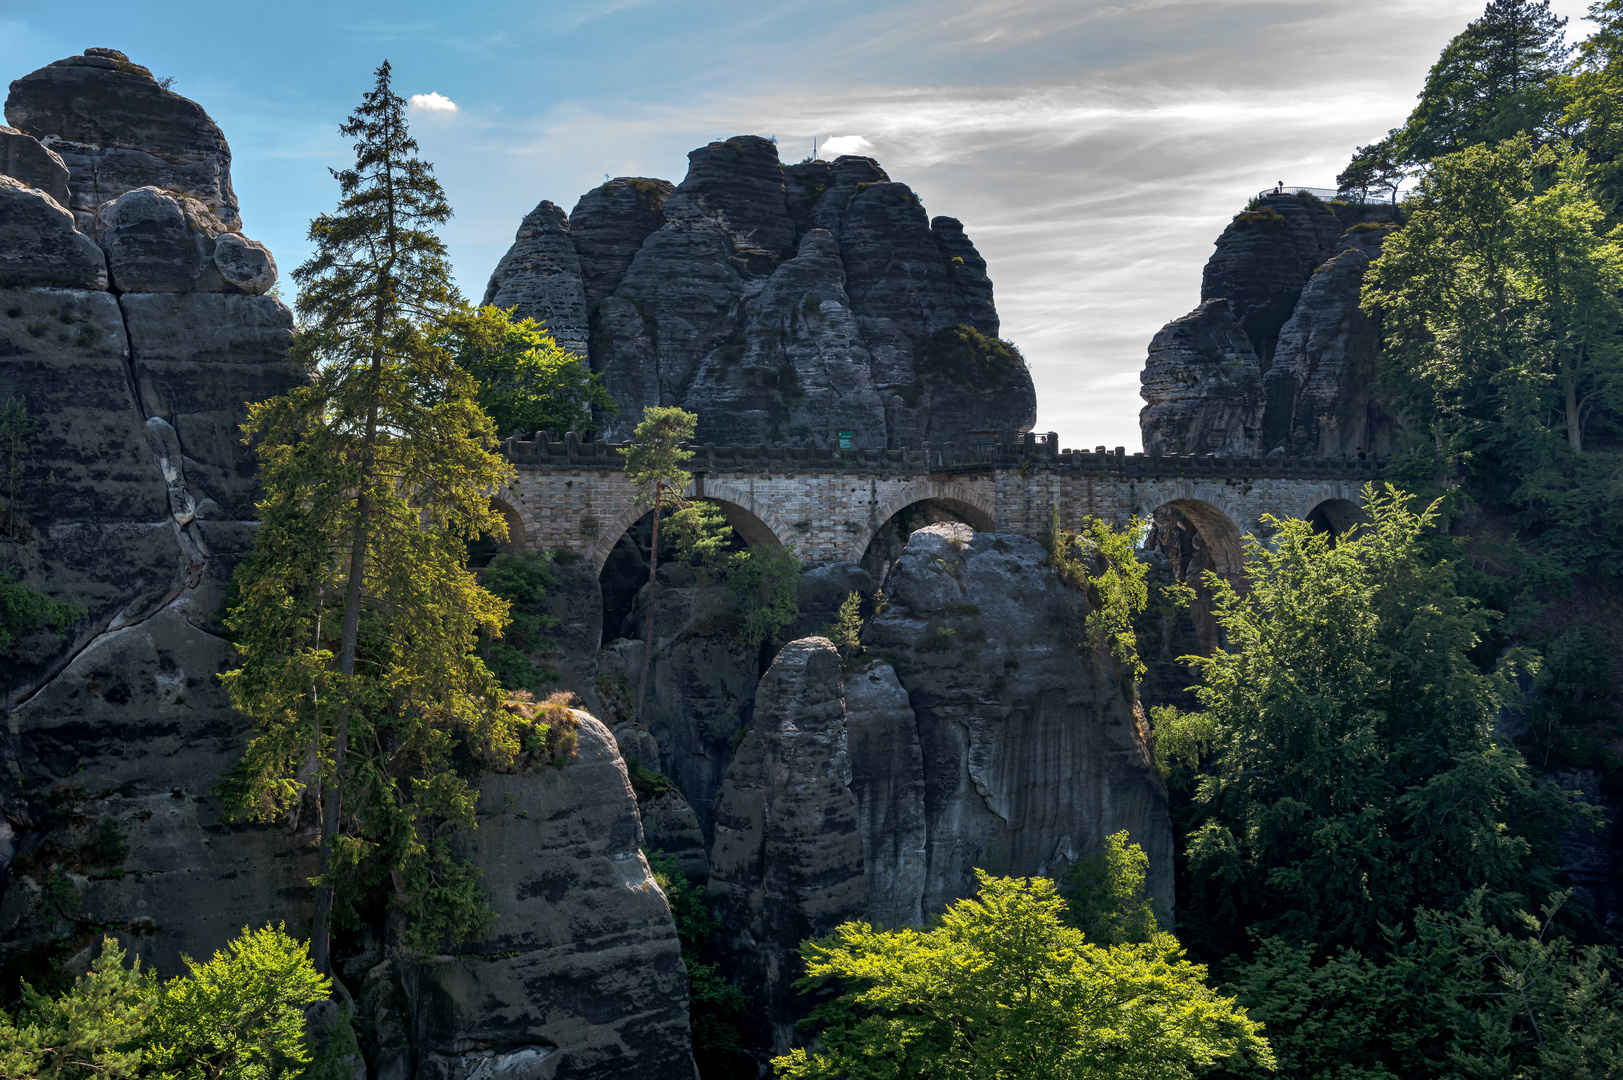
[496,433,1381,571]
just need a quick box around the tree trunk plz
[312,352,382,977]
[633,482,662,720]
[1565,378,1583,453]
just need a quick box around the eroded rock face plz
[5,49,238,231]
[611,586,759,829]
[844,661,927,930]
[708,637,866,1054]
[1140,193,1401,456]
[485,139,1035,447]
[570,178,673,309]
[481,199,590,355]
[864,524,1174,912]
[1262,228,1396,457]
[405,713,693,1080]
[99,187,276,295]
[1139,298,1262,455]
[0,176,107,289]
[0,124,71,209]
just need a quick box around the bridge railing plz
[500,430,1383,478]
[1256,186,1409,205]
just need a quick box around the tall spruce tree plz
[221,62,520,974]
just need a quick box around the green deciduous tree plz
[1366,137,1623,460]
[221,61,519,972]
[1172,485,1570,960]
[433,306,612,438]
[774,870,1272,1080]
[146,925,331,1080]
[1059,831,1162,947]
[621,406,697,719]
[0,926,338,1080]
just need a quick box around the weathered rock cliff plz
[2,49,693,1080]
[1141,193,1399,456]
[707,638,866,1054]
[862,523,1173,911]
[484,136,1035,448]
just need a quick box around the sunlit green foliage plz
[432,305,612,438]
[221,61,518,964]
[0,927,338,1080]
[824,591,864,663]
[1059,831,1162,946]
[146,925,330,1080]
[1047,517,1149,697]
[773,870,1272,1080]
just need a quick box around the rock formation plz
[708,637,866,1054]
[483,136,1035,448]
[1141,192,1399,456]
[5,48,237,233]
[388,713,691,1080]
[2,49,692,1080]
[862,524,1173,911]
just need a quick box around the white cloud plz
[818,134,874,158]
[409,92,458,113]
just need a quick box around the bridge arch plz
[1307,497,1362,539]
[856,480,997,578]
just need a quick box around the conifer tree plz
[1399,0,1570,162]
[222,61,519,975]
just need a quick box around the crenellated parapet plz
[502,429,1385,482]
[495,429,1382,572]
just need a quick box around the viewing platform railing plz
[1256,185,1408,205]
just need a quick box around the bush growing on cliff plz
[1045,516,1149,699]
[773,870,1271,1080]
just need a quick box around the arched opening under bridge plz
[467,497,528,568]
[1138,498,1245,659]
[1307,498,1363,541]
[598,498,782,645]
[860,496,996,583]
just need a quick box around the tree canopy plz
[432,305,612,439]
[773,870,1272,1080]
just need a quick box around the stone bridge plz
[494,432,1382,579]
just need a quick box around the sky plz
[0,0,1601,451]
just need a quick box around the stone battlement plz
[502,430,1385,480]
